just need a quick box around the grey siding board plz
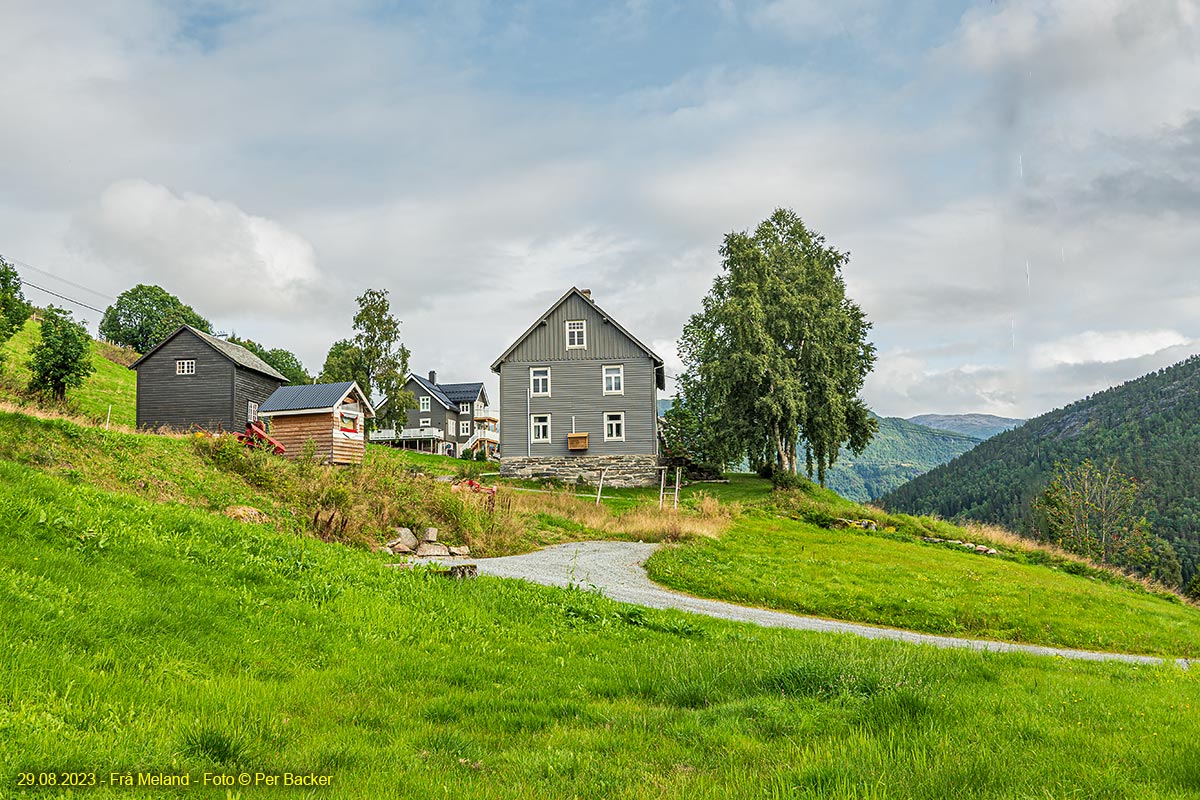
[403,378,461,442]
[134,330,237,430]
[498,359,657,457]
[505,294,648,364]
[234,369,285,429]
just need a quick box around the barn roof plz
[128,325,288,382]
[438,381,487,405]
[258,381,375,417]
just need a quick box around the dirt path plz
[470,540,1191,668]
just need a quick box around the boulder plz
[449,545,471,557]
[443,564,478,580]
[389,541,414,555]
[225,505,269,524]
[386,528,419,552]
[975,545,989,553]
[416,541,451,558]
[986,548,998,555]
[421,527,439,543]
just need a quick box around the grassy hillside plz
[824,414,981,502]
[4,458,1200,798]
[0,318,137,428]
[907,413,1024,440]
[882,354,1200,587]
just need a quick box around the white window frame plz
[530,414,551,443]
[459,402,471,414]
[603,364,624,395]
[419,417,431,427]
[604,412,625,442]
[566,320,587,350]
[419,395,431,412]
[530,367,551,397]
[459,420,471,436]
[247,401,258,423]
[176,359,195,375]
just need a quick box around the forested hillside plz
[883,354,1200,586]
[824,415,980,501]
[908,413,1023,440]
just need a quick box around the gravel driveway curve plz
[471,540,1191,668]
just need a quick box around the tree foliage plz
[319,290,413,414]
[99,284,211,353]
[675,208,877,484]
[0,256,32,361]
[1033,459,1154,570]
[28,306,95,401]
[226,335,312,385]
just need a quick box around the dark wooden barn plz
[257,381,375,465]
[129,325,287,432]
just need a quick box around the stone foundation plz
[501,454,661,488]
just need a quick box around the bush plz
[771,470,808,491]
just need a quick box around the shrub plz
[771,470,808,491]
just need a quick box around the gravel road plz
[469,540,1191,668]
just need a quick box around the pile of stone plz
[922,536,998,556]
[385,527,471,558]
[834,518,879,532]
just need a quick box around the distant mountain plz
[907,413,1024,440]
[658,399,982,502]
[883,355,1200,586]
[824,415,981,503]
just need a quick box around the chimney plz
[580,288,592,299]
[428,370,437,385]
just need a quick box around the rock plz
[962,542,975,548]
[986,548,998,555]
[865,522,878,531]
[975,545,989,553]
[922,537,944,544]
[421,527,439,543]
[415,541,450,558]
[387,527,418,552]
[435,475,455,483]
[948,540,962,545]
[389,541,414,555]
[449,545,471,557]
[225,506,269,524]
[442,564,477,580]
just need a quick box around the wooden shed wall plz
[268,412,366,465]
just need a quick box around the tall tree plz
[99,284,211,353]
[319,338,367,387]
[0,256,32,361]
[350,289,413,411]
[28,306,95,401]
[1033,459,1155,570]
[677,208,877,484]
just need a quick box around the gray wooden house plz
[129,325,287,432]
[370,371,497,458]
[491,288,664,487]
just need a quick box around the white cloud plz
[72,179,320,318]
[1030,329,1192,369]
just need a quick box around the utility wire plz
[9,258,115,301]
[18,279,106,314]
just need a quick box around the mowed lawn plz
[3,461,1199,799]
[646,515,1200,657]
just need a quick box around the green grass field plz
[3,459,1199,799]
[1,319,137,428]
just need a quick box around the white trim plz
[604,411,625,442]
[603,364,624,395]
[176,359,195,375]
[459,420,471,436]
[419,396,431,412]
[565,319,587,350]
[459,402,471,413]
[247,401,259,423]
[530,413,551,443]
[258,407,338,418]
[530,366,551,397]
[419,417,431,426]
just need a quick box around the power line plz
[18,279,106,314]
[8,257,114,301]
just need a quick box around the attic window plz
[566,320,586,350]
[176,360,195,375]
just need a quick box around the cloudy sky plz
[3,0,1199,419]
